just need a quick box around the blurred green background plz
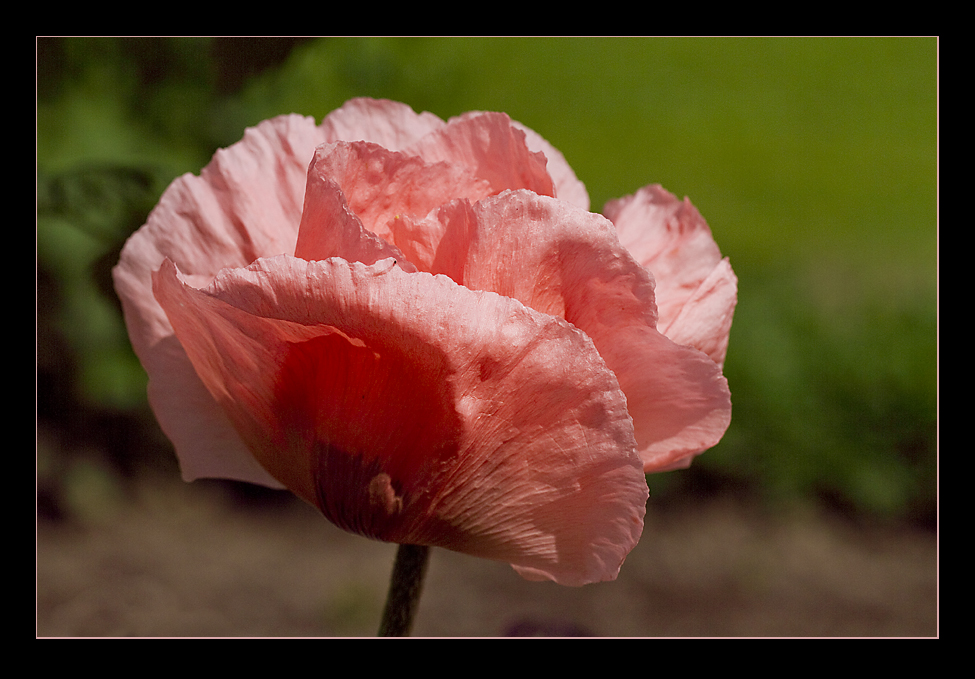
[36,37,937,528]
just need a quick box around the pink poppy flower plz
[113,98,735,586]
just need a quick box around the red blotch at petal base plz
[153,255,648,586]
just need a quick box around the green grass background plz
[37,37,937,525]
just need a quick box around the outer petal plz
[439,190,732,472]
[661,258,737,369]
[318,98,446,151]
[320,100,582,208]
[152,255,647,586]
[604,184,738,366]
[511,119,590,211]
[111,113,334,488]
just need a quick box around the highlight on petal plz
[112,113,336,488]
[511,119,590,211]
[318,99,576,211]
[114,114,325,292]
[318,98,446,151]
[292,144,418,269]
[426,189,732,472]
[661,257,738,369]
[603,184,738,366]
[408,110,556,201]
[296,140,491,249]
[113,97,736,590]
[386,198,480,280]
[152,255,648,586]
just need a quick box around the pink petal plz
[292,144,417,269]
[112,113,335,488]
[662,257,738,369]
[438,190,732,472]
[152,255,647,585]
[408,111,556,201]
[511,119,590,211]
[318,98,446,151]
[319,100,578,209]
[296,141,491,249]
[377,198,479,280]
[603,185,738,365]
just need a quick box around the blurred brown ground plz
[36,470,937,638]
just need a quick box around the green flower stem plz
[378,543,431,636]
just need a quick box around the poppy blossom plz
[113,98,735,586]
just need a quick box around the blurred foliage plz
[36,37,937,526]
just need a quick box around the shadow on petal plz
[153,255,647,585]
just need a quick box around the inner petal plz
[408,110,556,201]
[302,141,491,243]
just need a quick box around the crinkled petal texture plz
[152,256,647,585]
[113,99,586,490]
[605,185,738,369]
[344,186,733,472]
[113,97,734,584]
[112,113,336,488]
[463,192,731,472]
